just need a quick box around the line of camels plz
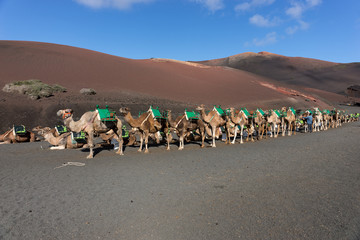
[1,105,359,158]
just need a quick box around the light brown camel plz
[227,108,252,144]
[253,109,267,140]
[57,108,124,158]
[167,110,206,150]
[281,107,297,136]
[119,107,162,153]
[322,110,330,130]
[266,110,281,138]
[312,107,323,132]
[196,105,227,147]
[0,126,36,144]
[32,126,88,149]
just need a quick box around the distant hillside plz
[197,52,360,95]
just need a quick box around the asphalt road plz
[1,121,360,240]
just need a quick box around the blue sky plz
[0,0,359,63]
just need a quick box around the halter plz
[62,110,72,119]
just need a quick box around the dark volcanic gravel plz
[1,121,360,240]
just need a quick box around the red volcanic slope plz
[0,41,299,106]
[198,51,360,95]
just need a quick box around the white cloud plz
[246,32,277,46]
[286,0,322,19]
[249,14,280,27]
[74,0,153,10]
[285,2,303,19]
[235,0,275,12]
[286,20,309,34]
[194,0,224,12]
[306,0,322,7]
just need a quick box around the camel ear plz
[56,110,63,116]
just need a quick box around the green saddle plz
[96,105,117,122]
[55,125,68,135]
[256,108,265,116]
[148,106,166,119]
[289,107,296,116]
[71,131,86,144]
[241,108,251,118]
[185,109,200,120]
[213,105,225,116]
[13,125,26,135]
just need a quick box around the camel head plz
[32,126,52,136]
[195,104,205,111]
[57,109,73,119]
[119,107,130,115]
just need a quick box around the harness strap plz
[141,112,152,126]
[175,115,186,128]
[3,129,12,138]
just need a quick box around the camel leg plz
[274,123,279,138]
[240,125,244,144]
[138,132,144,152]
[50,145,66,150]
[114,135,124,156]
[231,127,238,144]
[288,122,292,136]
[179,134,184,150]
[282,122,286,136]
[144,132,149,153]
[86,132,94,159]
[166,131,172,150]
[211,126,216,147]
[200,130,205,148]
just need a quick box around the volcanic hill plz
[0,41,357,131]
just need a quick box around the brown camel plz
[33,126,88,149]
[119,107,162,153]
[167,110,206,150]
[0,126,36,144]
[57,108,124,158]
[196,105,227,147]
[253,109,267,140]
[329,109,340,128]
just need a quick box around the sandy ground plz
[1,118,360,239]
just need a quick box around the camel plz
[57,108,124,158]
[32,126,88,149]
[119,107,162,153]
[227,108,253,144]
[322,110,331,130]
[281,107,297,136]
[253,108,267,140]
[0,125,36,144]
[196,105,227,147]
[329,109,340,128]
[266,110,281,138]
[312,107,323,132]
[166,110,206,150]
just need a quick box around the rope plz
[175,115,186,128]
[54,162,86,169]
[140,112,152,126]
